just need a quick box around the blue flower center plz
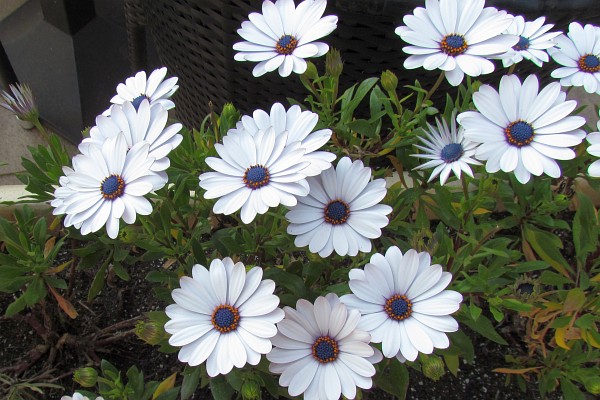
[324,200,350,225]
[440,34,468,56]
[132,95,148,110]
[384,294,412,321]
[513,36,530,51]
[505,121,534,147]
[211,305,240,333]
[100,174,125,200]
[312,336,339,363]
[243,165,270,190]
[440,143,464,163]
[578,54,600,72]
[276,34,298,55]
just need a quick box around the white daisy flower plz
[52,134,159,239]
[199,128,310,224]
[457,74,586,184]
[586,113,600,177]
[341,247,462,362]
[81,100,183,188]
[165,258,284,377]
[233,0,338,77]
[286,157,392,257]
[395,0,517,86]
[549,22,600,95]
[105,67,178,114]
[228,102,336,176]
[498,16,561,68]
[61,393,104,400]
[267,293,382,400]
[411,112,481,185]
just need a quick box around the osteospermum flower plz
[395,0,517,86]
[234,0,338,77]
[457,74,586,184]
[105,67,178,114]
[341,247,462,362]
[0,82,38,122]
[549,22,600,94]
[268,293,382,400]
[498,15,561,68]
[80,100,182,187]
[411,112,480,185]
[286,157,392,257]
[199,128,310,223]
[60,393,104,400]
[52,134,159,239]
[165,258,284,376]
[586,113,600,177]
[227,102,335,176]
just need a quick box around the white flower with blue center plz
[233,0,338,77]
[52,134,158,239]
[227,102,335,176]
[199,127,310,224]
[498,15,561,68]
[585,112,600,177]
[412,112,480,185]
[549,22,600,95]
[395,0,517,86]
[165,258,284,376]
[286,157,392,257]
[105,67,178,115]
[341,247,462,362]
[60,393,104,400]
[457,74,586,184]
[267,293,382,400]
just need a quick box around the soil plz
[0,255,564,400]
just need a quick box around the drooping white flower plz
[52,134,160,239]
[395,0,517,86]
[105,67,178,114]
[60,393,104,400]
[81,100,182,187]
[498,15,561,68]
[586,112,600,177]
[341,247,462,362]
[268,293,382,400]
[286,157,392,257]
[199,128,310,223]
[411,112,480,185]
[165,258,284,377]
[549,22,600,95]
[234,0,338,77]
[457,74,586,184]
[227,102,335,176]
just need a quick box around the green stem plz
[507,64,516,75]
[415,71,445,114]
[461,174,470,201]
[31,118,50,143]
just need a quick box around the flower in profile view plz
[457,74,586,184]
[228,102,335,176]
[199,127,310,224]
[105,67,178,114]
[549,22,600,94]
[411,112,480,185]
[61,393,104,400]
[80,99,182,187]
[586,114,600,177]
[341,247,462,362]
[498,15,561,68]
[234,0,338,77]
[165,258,284,377]
[267,293,382,400]
[395,0,517,86]
[0,82,38,122]
[52,134,160,239]
[286,157,392,257]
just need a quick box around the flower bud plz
[135,320,164,345]
[73,367,98,387]
[584,377,600,395]
[421,355,445,381]
[325,48,343,78]
[381,70,398,93]
[241,379,261,400]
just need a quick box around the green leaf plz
[340,77,378,122]
[5,295,27,317]
[374,360,409,399]
[263,269,306,298]
[458,311,508,345]
[180,366,201,400]
[560,377,585,400]
[573,192,598,260]
[209,375,235,400]
[88,261,108,301]
[501,299,533,312]
[523,224,573,279]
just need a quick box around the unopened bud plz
[381,70,398,93]
[73,367,98,387]
[135,320,164,345]
[584,377,600,395]
[241,379,261,400]
[325,48,343,78]
[421,355,445,381]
